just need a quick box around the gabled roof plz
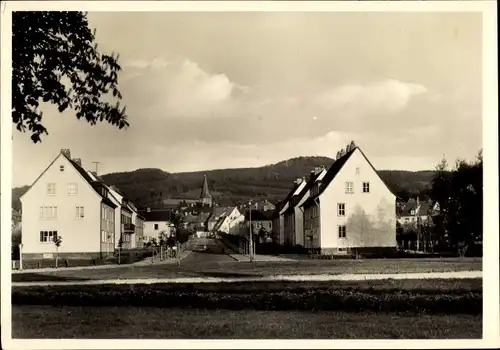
[399,199,437,217]
[284,169,326,213]
[208,206,235,222]
[245,210,274,221]
[139,210,172,222]
[305,146,395,203]
[22,151,117,208]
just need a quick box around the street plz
[182,237,236,266]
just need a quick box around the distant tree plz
[12,11,127,143]
[53,235,62,268]
[429,150,483,255]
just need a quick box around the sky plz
[12,11,483,187]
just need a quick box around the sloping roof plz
[304,146,395,203]
[208,206,234,222]
[245,210,274,221]
[284,170,326,213]
[200,175,212,199]
[64,155,117,208]
[399,199,436,217]
[139,210,172,222]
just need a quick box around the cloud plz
[315,79,427,114]
[122,58,254,120]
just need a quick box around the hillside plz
[11,156,435,210]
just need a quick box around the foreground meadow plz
[12,305,482,339]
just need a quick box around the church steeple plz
[200,175,212,207]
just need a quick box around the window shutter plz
[40,231,43,242]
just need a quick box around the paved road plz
[182,237,236,266]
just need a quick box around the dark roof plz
[284,170,325,213]
[399,199,436,217]
[245,210,274,221]
[304,146,395,203]
[208,206,234,222]
[139,210,172,222]
[311,147,357,199]
[65,156,118,208]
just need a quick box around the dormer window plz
[60,165,65,172]
[410,210,415,215]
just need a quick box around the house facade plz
[397,198,439,226]
[20,149,118,260]
[285,167,327,248]
[282,178,308,245]
[301,142,397,255]
[139,208,173,244]
[242,210,274,242]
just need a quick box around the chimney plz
[340,148,346,157]
[72,158,82,167]
[296,178,304,185]
[60,149,71,159]
[336,151,341,159]
[416,197,420,207]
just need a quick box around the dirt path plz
[11,270,482,287]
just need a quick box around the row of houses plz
[19,149,146,260]
[270,141,397,255]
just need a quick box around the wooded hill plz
[11,156,435,211]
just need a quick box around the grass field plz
[12,305,482,339]
[12,258,482,282]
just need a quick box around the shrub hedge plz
[12,283,482,314]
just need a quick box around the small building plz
[283,167,327,247]
[243,210,274,243]
[397,198,439,226]
[301,142,397,255]
[211,206,245,235]
[139,208,174,244]
[19,149,118,260]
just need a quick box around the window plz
[60,165,65,172]
[76,206,85,219]
[39,206,57,219]
[338,225,347,238]
[68,183,78,195]
[345,182,354,194]
[40,230,57,243]
[47,183,56,195]
[337,203,346,216]
[363,182,370,193]
[410,210,415,215]
[355,167,360,175]
[154,224,159,230]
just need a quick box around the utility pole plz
[92,161,101,176]
[248,200,254,262]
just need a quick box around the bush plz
[12,283,482,315]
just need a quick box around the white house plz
[211,206,245,235]
[139,208,173,243]
[397,198,439,225]
[301,142,397,255]
[20,149,118,260]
